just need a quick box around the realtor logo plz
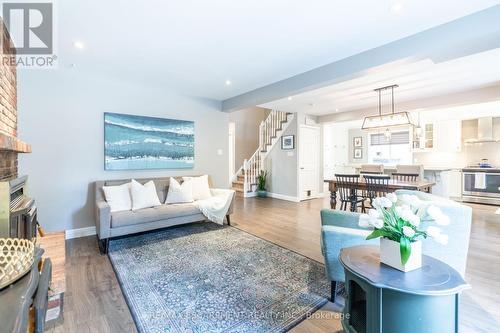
[3,2,53,53]
[1,1,57,68]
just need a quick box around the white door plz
[228,122,235,184]
[299,125,320,200]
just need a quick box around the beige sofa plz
[94,176,234,253]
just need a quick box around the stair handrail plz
[234,110,294,195]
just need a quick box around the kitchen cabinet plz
[447,170,463,199]
[424,169,462,199]
[434,120,462,152]
[414,120,462,152]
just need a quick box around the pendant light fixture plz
[414,111,422,138]
[361,84,412,130]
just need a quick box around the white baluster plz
[269,111,276,138]
[273,112,276,139]
[243,159,248,192]
[259,121,263,151]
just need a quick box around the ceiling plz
[259,48,500,115]
[41,0,500,100]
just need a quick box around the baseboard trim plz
[65,226,96,240]
[298,192,327,201]
[267,192,301,202]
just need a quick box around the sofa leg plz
[331,281,337,303]
[98,238,109,255]
[226,214,231,226]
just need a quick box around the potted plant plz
[256,170,268,198]
[359,193,449,272]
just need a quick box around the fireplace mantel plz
[0,133,31,153]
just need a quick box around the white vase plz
[379,238,422,272]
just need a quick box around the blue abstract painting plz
[104,113,194,170]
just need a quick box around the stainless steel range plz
[462,165,500,206]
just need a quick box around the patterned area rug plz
[108,223,330,333]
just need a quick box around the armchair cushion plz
[321,224,376,282]
[320,209,367,230]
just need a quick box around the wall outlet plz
[217,149,223,156]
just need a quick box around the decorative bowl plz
[0,238,35,290]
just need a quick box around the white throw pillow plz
[130,179,162,210]
[183,175,211,200]
[165,177,194,204]
[102,183,132,212]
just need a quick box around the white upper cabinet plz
[434,120,462,152]
[414,120,462,152]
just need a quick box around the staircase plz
[232,110,294,197]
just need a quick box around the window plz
[368,131,411,165]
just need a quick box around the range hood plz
[465,117,496,143]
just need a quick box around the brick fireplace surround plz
[0,20,31,181]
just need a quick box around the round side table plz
[339,245,470,333]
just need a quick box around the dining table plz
[324,178,436,210]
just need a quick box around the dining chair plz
[392,172,419,182]
[360,164,384,174]
[396,164,423,179]
[334,174,365,212]
[363,175,391,207]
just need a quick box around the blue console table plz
[339,246,469,333]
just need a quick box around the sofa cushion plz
[165,177,194,204]
[130,179,161,210]
[183,175,211,200]
[111,203,202,228]
[102,182,132,212]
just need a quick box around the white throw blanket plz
[194,188,235,224]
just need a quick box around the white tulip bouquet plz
[359,193,450,265]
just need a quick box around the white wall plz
[17,69,229,232]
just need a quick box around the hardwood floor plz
[48,196,499,333]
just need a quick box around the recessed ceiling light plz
[390,2,403,14]
[73,41,85,49]
[335,108,339,112]
[225,80,231,86]
[287,96,292,101]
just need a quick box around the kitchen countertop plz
[346,164,462,172]
[462,167,500,173]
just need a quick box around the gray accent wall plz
[348,128,368,164]
[264,116,298,197]
[17,70,230,232]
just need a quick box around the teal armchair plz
[320,209,378,301]
[320,190,472,302]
